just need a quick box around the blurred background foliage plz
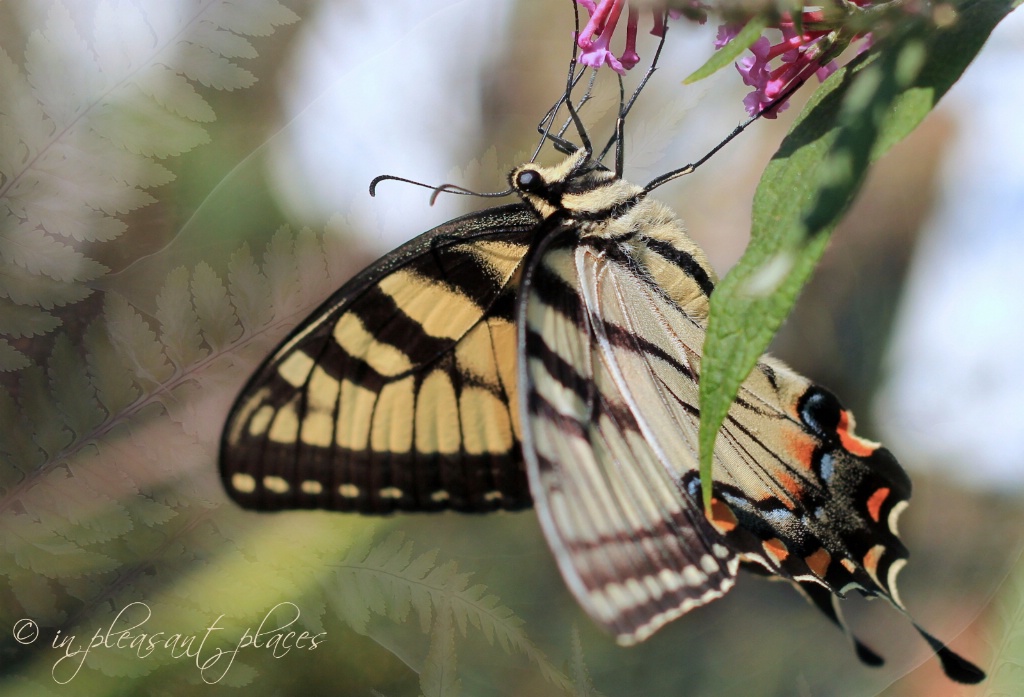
[0,0,1021,695]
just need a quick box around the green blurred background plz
[1,1,1021,695]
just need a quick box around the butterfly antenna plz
[531,65,592,161]
[564,0,593,158]
[643,76,807,193]
[428,182,512,206]
[369,175,512,205]
[598,9,671,167]
[613,74,626,177]
[555,69,599,142]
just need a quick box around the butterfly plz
[219,80,983,681]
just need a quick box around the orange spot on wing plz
[787,434,816,470]
[866,487,890,522]
[840,558,857,574]
[763,538,789,563]
[773,470,802,508]
[862,545,883,577]
[837,410,878,457]
[706,498,738,533]
[804,548,831,577]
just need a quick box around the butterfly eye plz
[798,386,843,438]
[516,169,543,192]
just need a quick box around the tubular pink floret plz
[721,3,875,117]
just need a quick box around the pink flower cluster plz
[575,0,686,75]
[727,5,874,118]
[573,1,874,118]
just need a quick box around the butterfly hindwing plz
[221,203,538,513]
[711,362,912,602]
[514,157,930,654]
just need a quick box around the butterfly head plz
[510,149,644,221]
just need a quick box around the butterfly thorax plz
[510,150,642,222]
[510,151,718,321]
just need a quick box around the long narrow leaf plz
[697,0,1020,508]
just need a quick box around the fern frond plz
[105,292,175,389]
[421,601,462,697]
[0,338,30,372]
[17,364,73,459]
[0,211,107,283]
[7,565,61,621]
[0,297,61,338]
[155,266,206,371]
[985,551,1024,696]
[192,261,242,351]
[4,505,119,579]
[1,222,337,500]
[0,221,345,654]
[227,242,273,333]
[0,384,41,469]
[83,320,140,417]
[0,0,299,370]
[569,625,604,697]
[0,261,93,308]
[332,532,575,694]
[262,225,303,309]
[47,334,105,438]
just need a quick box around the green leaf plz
[19,364,73,458]
[192,261,243,350]
[0,298,61,339]
[330,532,573,693]
[696,0,1020,509]
[228,241,273,332]
[48,334,105,438]
[0,384,44,472]
[83,320,138,415]
[684,17,767,84]
[104,292,174,387]
[0,337,30,372]
[155,266,206,369]
[570,625,602,697]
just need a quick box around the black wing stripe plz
[525,328,594,415]
[528,255,585,324]
[638,236,715,298]
[412,242,525,301]
[598,317,697,381]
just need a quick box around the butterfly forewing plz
[221,204,538,513]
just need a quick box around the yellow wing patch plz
[370,376,415,453]
[415,370,461,455]
[333,313,413,377]
[379,270,483,341]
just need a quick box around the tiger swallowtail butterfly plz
[219,40,983,686]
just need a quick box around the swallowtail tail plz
[220,123,983,687]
